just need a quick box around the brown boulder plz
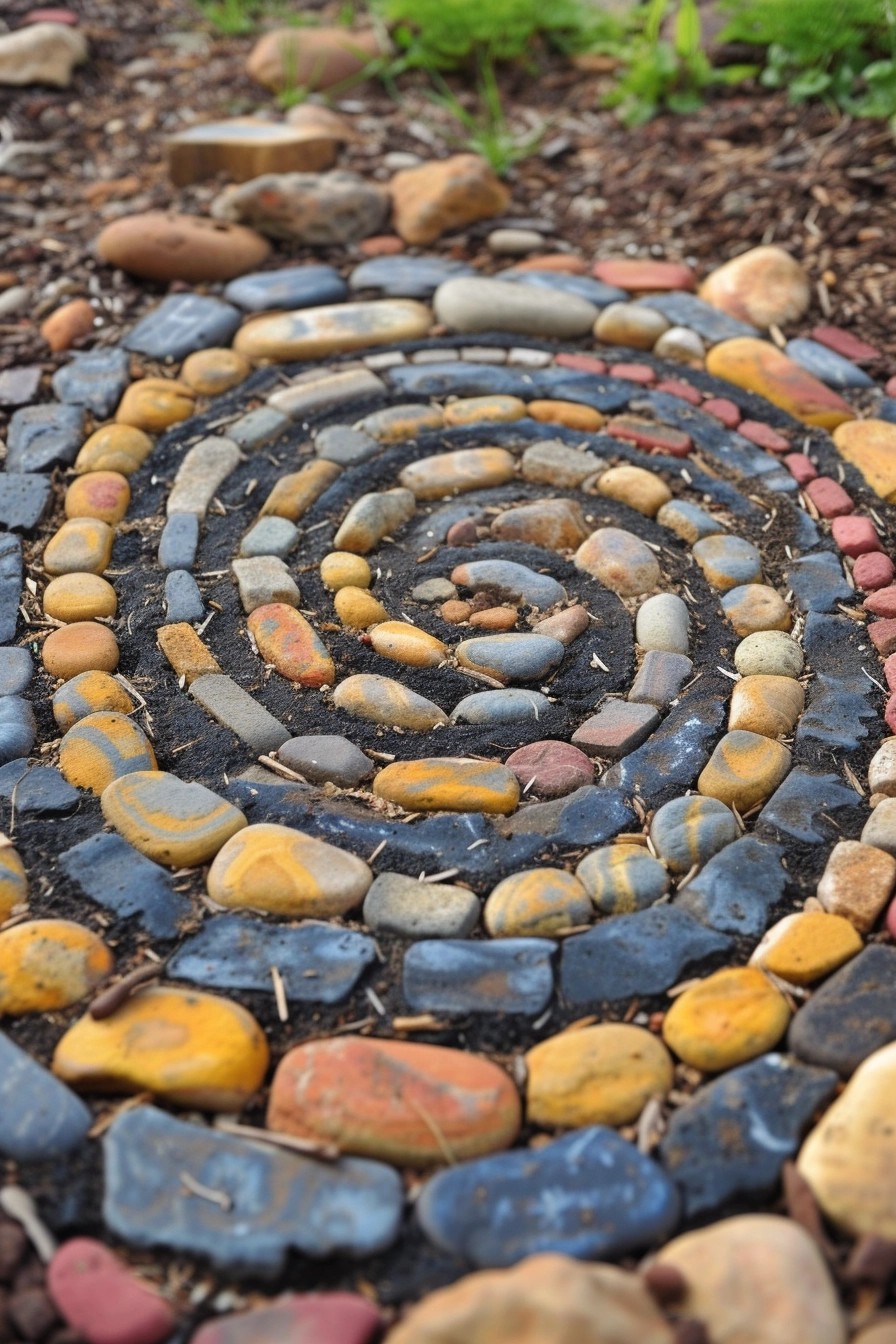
[390,154,511,245]
[247,26,386,93]
[95,211,269,283]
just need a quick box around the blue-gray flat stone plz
[417,1127,680,1268]
[6,402,84,472]
[602,688,728,806]
[403,938,555,1015]
[560,905,730,1005]
[0,1032,91,1162]
[228,406,289,451]
[168,914,377,1002]
[659,1054,838,1218]
[785,338,875,389]
[0,696,36,765]
[456,633,565,683]
[496,785,635,847]
[532,372,632,413]
[449,688,552,725]
[52,347,130,417]
[788,944,896,1077]
[0,647,32,697]
[673,836,784,938]
[0,536,22,645]
[103,1106,403,1277]
[314,425,380,466]
[802,611,869,691]
[0,474,52,531]
[641,292,758,342]
[225,265,348,312]
[164,570,205,624]
[123,293,242,361]
[0,366,41,408]
[502,270,626,307]
[278,734,372,788]
[158,513,200,571]
[387,362,539,400]
[453,559,566,610]
[239,516,300,559]
[59,832,191,939]
[757,768,863,845]
[878,396,896,425]
[786,551,853,613]
[0,759,79,815]
[796,679,877,752]
[350,256,474,299]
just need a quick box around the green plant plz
[192,0,314,36]
[429,58,546,173]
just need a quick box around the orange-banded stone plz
[320,551,371,591]
[728,674,805,737]
[662,966,791,1072]
[207,821,372,917]
[442,395,527,426]
[373,758,520,814]
[180,347,252,396]
[115,378,196,432]
[399,448,516,500]
[52,670,136,732]
[267,1036,521,1167]
[527,399,606,431]
[43,573,117,623]
[43,519,115,577]
[64,472,130,524]
[156,623,222,686]
[100,770,247,867]
[247,603,335,686]
[43,623,120,681]
[258,459,340,521]
[753,911,862,985]
[332,673,449,730]
[699,245,810,327]
[0,919,112,1015]
[526,1023,674,1128]
[575,527,660,596]
[59,711,157,796]
[833,419,896,503]
[490,499,589,551]
[705,338,854,429]
[697,730,791,811]
[233,299,432,362]
[74,424,154,477]
[596,465,672,518]
[0,844,27,923]
[483,868,591,937]
[359,404,444,441]
[368,620,447,668]
[721,584,792,636]
[52,986,268,1111]
[334,586,389,629]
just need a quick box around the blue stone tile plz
[59,832,191,939]
[225,265,348,312]
[502,270,627,307]
[641,292,758,342]
[602,688,728,806]
[123,294,242,361]
[0,1032,91,1162]
[786,551,853,613]
[168,914,377,1003]
[796,679,877,752]
[757,768,863,845]
[0,474,52,531]
[158,513,200,571]
[52,348,130,418]
[164,570,205,623]
[497,785,635,848]
[0,696,36,765]
[417,1127,680,1267]
[877,396,896,424]
[788,945,896,1077]
[103,1106,403,1277]
[532,371,632,413]
[387,362,539,400]
[350,256,474,299]
[785,338,874,389]
[0,536,22,645]
[7,403,84,472]
[403,939,555,1015]
[0,648,32,697]
[673,836,785,938]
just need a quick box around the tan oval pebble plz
[43,623,120,680]
[399,447,516,500]
[728,674,805,736]
[180,347,252,395]
[64,472,130,524]
[662,966,791,1072]
[96,211,270,283]
[526,1024,674,1128]
[484,868,591,937]
[334,586,390,628]
[43,519,115,577]
[74,424,154,476]
[43,573,117,623]
[596,465,672,517]
[320,551,371,591]
[721,583,792,635]
[207,821,372,917]
[734,630,804,678]
[332,673,448,730]
[52,669,136,732]
[115,378,195,433]
[368,620,447,668]
[575,527,660,596]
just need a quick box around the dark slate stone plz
[0,475,51,531]
[531,372,633,413]
[496,785,635,848]
[168,915,377,1003]
[757,768,863,845]
[403,939,555,1015]
[6,403,84,472]
[59,832,190,939]
[786,551,853,613]
[52,347,130,418]
[601,688,728,806]
[164,570,205,623]
[632,392,785,481]
[417,1127,680,1268]
[349,256,474,299]
[502,270,627,307]
[0,1032,91,1162]
[785,338,875,389]
[387,362,540,400]
[0,647,32,697]
[560,905,730,1005]
[674,836,785,938]
[103,1106,403,1277]
[123,294,242,361]
[0,758,79,815]
[278,735,373,788]
[0,536,22,644]
[802,611,869,690]
[158,513,200,571]
[224,265,348,312]
[641,292,758,342]
[788,945,896,1077]
[0,366,41,408]
[795,679,877,752]
[877,396,896,425]
[659,1054,838,1219]
[0,697,36,765]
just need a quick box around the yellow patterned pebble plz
[247,604,335,686]
[259,460,340,521]
[728,674,805,737]
[527,399,605,431]
[692,535,763,591]
[320,552,371,591]
[596,465,672,517]
[115,377,196,432]
[59,712,157,796]
[74,424,154,476]
[526,1023,674,1128]
[0,844,27,922]
[334,586,390,629]
[399,448,516,500]
[373,758,520,814]
[576,843,669,914]
[43,573,117,623]
[207,822,372,917]
[441,395,527,427]
[0,919,112,1015]
[43,519,115,577]
[180,347,252,396]
[483,868,591,936]
[697,730,791,811]
[156,623,222,686]
[358,404,444,441]
[833,419,896,503]
[752,911,862,985]
[43,623,120,681]
[721,583,792,635]
[368,620,447,668]
[332,673,448,730]
[64,472,130,524]
[662,966,791,1072]
[706,337,855,429]
[52,670,136,732]
[333,487,416,554]
[101,770,247,867]
[52,986,269,1112]
[233,299,432,362]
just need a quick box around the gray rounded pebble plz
[411,578,457,604]
[164,570,205,624]
[449,689,553,725]
[239,516,300,559]
[0,648,33,698]
[734,630,804,678]
[363,872,480,939]
[635,593,690,654]
[576,844,669,914]
[649,795,739,875]
[278,734,373,788]
[434,276,598,339]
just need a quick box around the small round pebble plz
[597,465,672,518]
[576,843,670,914]
[278,735,373,788]
[52,669,135,732]
[0,919,112,1015]
[64,472,130,525]
[721,584,792,635]
[734,630,804,678]
[43,573,117,623]
[180,347,252,395]
[335,586,389,628]
[697,730,791,812]
[43,623,120,680]
[649,795,739,875]
[363,872,480,940]
[504,740,594,798]
[662,966,791,1072]
[483,868,591,937]
[526,1023,674,1128]
[321,552,372,591]
[635,593,690,654]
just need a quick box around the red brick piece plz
[832,515,883,557]
[738,420,791,453]
[702,397,741,428]
[783,453,817,486]
[606,415,692,457]
[869,619,896,656]
[854,552,896,590]
[864,587,896,618]
[571,699,660,759]
[885,693,896,734]
[885,653,896,693]
[593,258,696,291]
[810,325,880,362]
[655,378,702,405]
[555,352,607,375]
[191,1295,383,1344]
[804,476,854,518]
[608,362,655,385]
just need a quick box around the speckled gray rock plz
[228,406,289,451]
[52,347,130,418]
[520,439,604,488]
[434,276,599,339]
[363,872,480,939]
[0,1032,91,1162]
[674,836,784,938]
[314,425,380,466]
[649,796,739,875]
[164,570,205,624]
[158,513,200,571]
[734,630,804,678]
[278,734,373,787]
[0,648,32,698]
[123,293,242,361]
[7,402,84,472]
[788,945,896,1076]
[0,537,22,645]
[232,556,300,612]
[450,689,553,725]
[190,674,290,755]
[239,516,300,559]
[212,170,390,245]
[403,939,555,1015]
[0,474,51,531]
[635,594,690,654]
[412,578,457,604]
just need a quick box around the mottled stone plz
[504,740,593,798]
[443,395,526,427]
[484,868,591,937]
[43,518,114,577]
[190,1295,382,1344]
[635,593,690,654]
[390,154,510,246]
[786,551,853,613]
[526,1023,673,1128]
[232,556,300,612]
[278,735,372,788]
[575,528,661,596]
[650,795,739,875]
[363,871,479,939]
[59,711,156,796]
[456,633,564,684]
[355,404,443,443]
[706,338,854,429]
[59,831,190,939]
[561,906,730,1004]
[758,767,862,845]
[75,424,153,476]
[452,559,566,610]
[234,300,431,362]
[332,673,448,730]
[374,758,519,813]
[722,583,792,635]
[167,436,242,519]
[333,487,416,553]
[181,347,252,396]
[247,604,335,686]
[674,835,784,938]
[434,276,597,338]
[833,418,896,502]
[207,822,371,917]
[63,472,130,526]
[572,700,660,759]
[594,301,669,348]
[101,770,247,867]
[734,630,803,678]
[52,348,130,419]
[0,919,112,1015]
[228,407,290,452]
[597,465,672,517]
[403,939,554,1015]
[576,843,669,914]
[0,647,32,699]
[693,534,762,590]
[239,515,299,560]
[816,839,896,932]
[225,263,347,312]
[699,246,811,326]
[124,293,241,362]
[521,439,603,488]
[157,623,222,686]
[0,697,36,766]
[350,255,474,299]
[115,378,196,432]
[491,498,589,550]
[268,367,384,419]
[788,944,896,1076]
[526,399,606,431]
[400,447,515,500]
[0,1031,91,1162]
[697,730,791,812]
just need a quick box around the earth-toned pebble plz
[0,647,33,697]
[504,740,594,798]
[64,471,130,524]
[649,795,739,874]
[521,439,603,487]
[334,586,390,628]
[575,528,661,596]
[699,245,811,326]
[400,448,516,500]
[363,871,480,939]
[40,297,94,352]
[693,534,762,590]
[412,577,456,603]
[728,674,805,737]
[526,1023,674,1128]
[358,403,444,441]
[189,1294,382,1344]
[833,418,896,502]
[596,465,672,517]
[602,414,691,456]
[247,603,335,686]
[722,583,793,635]
[653,325,705,362]
[239,516,300,560]
[334,487,416,553]
[100,770,247,867]
[247,24,385,91]
[333,673,448,729]
[572,700,660,759]
[207,822,371,917]
[697,730,791,811]
[374,759,520,814]
[315,424,380,466]
[114,378,195,433]
[594,257,695,290]
[369,620,447,668]
[269,367,385,418]
[869,738,896,794]
[268,1036,520,1166]
[635,593,690,653]
[449,688,552,725]
[167,436,242,519]
[753,910,862,984]
[278,735,373,787]
[734,630,804,678]
[442,395,526,426]
[533,604,590,645]
[663,966,790,1071]
[0,919,112,1015]
[43,572,117,623]
[452,559,566,610]
[852,1322,896,1344]
[467,607,518,632]
[156,623,222,686]
[234,300,432,362]
[434,276,598,338]
[484,868,591,937]
[96,211,270,282]
[854,551,894,590]
[594,301,669,348]
[390,154,510,245]
[259,460,340,521]
[321,552,371,591]
[628,650,693,708]
[862,798,896,854]
[180,347,252,395]
[43,623,120,680]
[0,843,27,921]
[232,556,300,613]
[74,424,153,476]
[53,986,268,1111]
[456,633,565,684]
[47,1237,176,1344]
[706,338,854,429]
[576,843,669,915]
[816,839,896,931]
[490,498,589,550]
[43,518,114,576]
[527,399,606,431]
[804,475,854,517]
[59,712,157,795]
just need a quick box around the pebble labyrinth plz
[4,247,896,1342]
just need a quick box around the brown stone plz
[816,840,896,933]
[95,212,270,283]
[40,298,94,352]
[167,117,342,187]
[699,245,811,327]
[247,26,386,93]
[157,623,222,686]
[42,623,119,681]
[114,378,195,433]
[490,499,589,550]
[592,258,696,291]
[390,154,511,246]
